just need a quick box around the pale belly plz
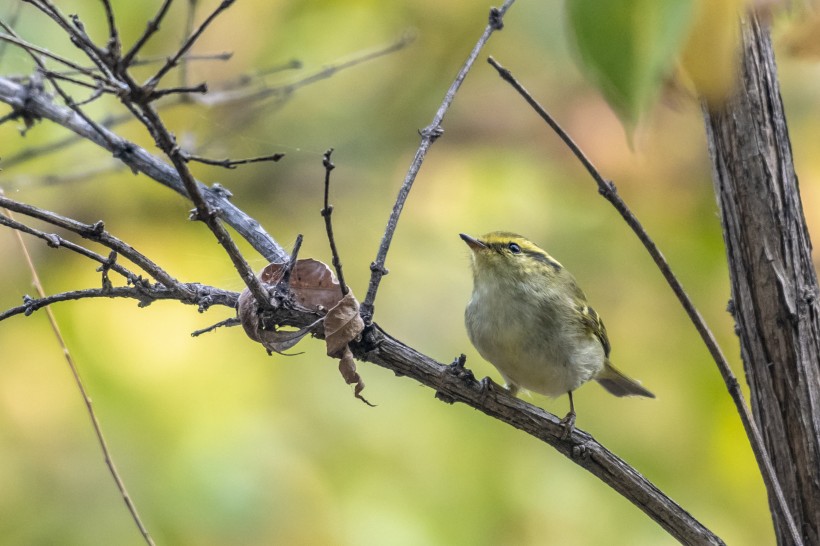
[465,289,605,397]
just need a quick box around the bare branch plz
[135,102,274,310]
[0,284,238,322]
[487,55,790,544]
[0,211,139,282]
[182,151,285,169]
[0,194,180,288]
[121,0,173,68]
[320,149,348,296]
[0,76,289,263]
[360,3,514,321]
[191,317,239,337]
[145,0,235,90]
[6,206,155,546]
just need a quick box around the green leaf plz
[566,0,695,127]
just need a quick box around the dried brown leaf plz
[261,258,343,311]
[338,346,374,407]
[324,292,364,358]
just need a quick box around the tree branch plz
[0,76,289,264]
[487,54,794,545]
[361,2,514,321]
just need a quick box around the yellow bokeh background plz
[2,1,819,544]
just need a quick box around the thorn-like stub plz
[420,124,444,142]
[598,180,617,197]
[369,261,388,275]
[210,183,233,199]
[489,7,504,30]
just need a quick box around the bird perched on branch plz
[461,231,654,437]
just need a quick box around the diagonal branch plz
[360,2,514,321]
[0,76,289,264]
[487,55,795,544]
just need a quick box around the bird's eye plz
[508,242,521,254]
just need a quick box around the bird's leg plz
[559,391,576,440]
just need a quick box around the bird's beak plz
[460,233,486,251]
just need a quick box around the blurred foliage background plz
[1,0,819,544]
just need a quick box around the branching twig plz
[0,76,289,263]
[182,151,285,169]
[120,0,173,68]
[320,148,348,296]
[191,317,239,337]
[135,102,273,310]
[148,82,208,100]
[195,35,410,106]
[0,212,138,282]
[360,3,514,321]
[0,284,238,322]
[145,0,235,90]
[0,194,180,288]
[487,55,797,544]
[5,202,155,546]
[279,234,304,291]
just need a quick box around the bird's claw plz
[559,410,576,441]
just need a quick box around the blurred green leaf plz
[566,0,694,127]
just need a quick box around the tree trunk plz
[703,14,820,546]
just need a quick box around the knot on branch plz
[44,233,61,248]
[209,183,233,199]
[488,7,505,30]
[83,220,105,236]
[435,354,473,404]
[188,205,219,222]
[96,250,118,292]
[22,294,36,316]
[369,261,388,275]
[419,124,444,142]
[598,180,617,198]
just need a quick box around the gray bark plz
[703,15,820,546]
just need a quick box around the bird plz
[460,231,654,437]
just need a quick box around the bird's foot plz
[559,410,576,441]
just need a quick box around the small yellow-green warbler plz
[461,231,654,435]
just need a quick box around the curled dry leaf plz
[325,292,371,405]
[238,258,372,404]
[261,258,343,311]
[238,258,343,353]
[324,292,364,357]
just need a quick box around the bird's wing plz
[576,303,611,357]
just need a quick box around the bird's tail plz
[596,360,655,398]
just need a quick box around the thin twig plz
[486,55,799,545]
[360,3,514,321]
[320,149,348,295]
[279,234,304,290]
[0,194,180,288]
[195,35,409,106]
[191,317,239,337]
[179,0,199,90]
[0,76,289,263]
[4,201,156,546]
[135,102,274,309]
[0,212,138,282]
[0,32,111,85]
[100,0,121,59]
[145,0,235,89]
[0,284,239,322]
[0,2,22,62]
[148,82,208,100]
[120,0,173,68]
[182,151,285,169]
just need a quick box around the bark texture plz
[703,15,820,546]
